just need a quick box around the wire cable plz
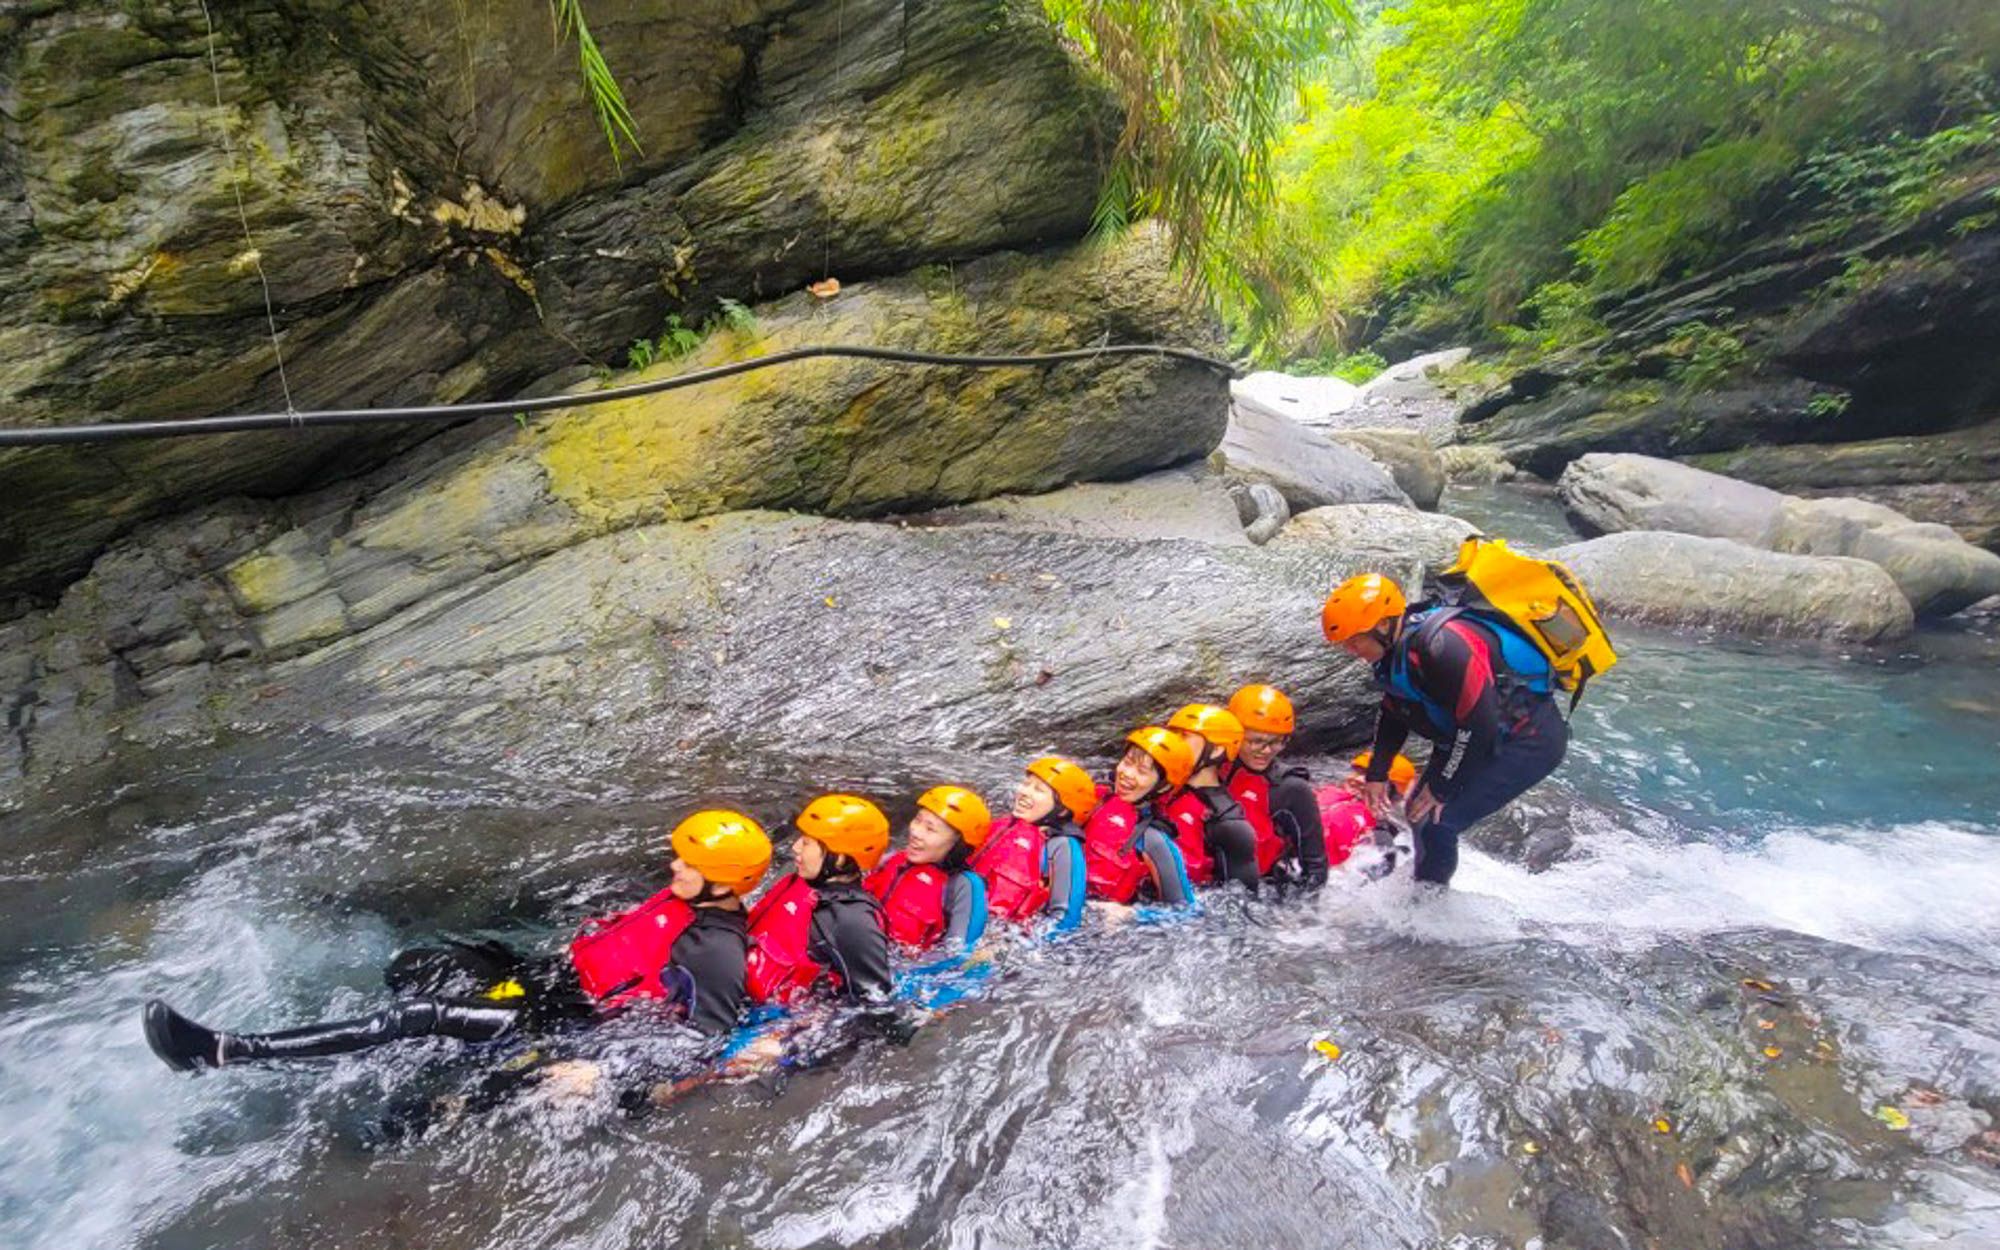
[0,342,1239,447]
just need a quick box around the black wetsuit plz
[1368,613,1568,885]
[802,879,895,1005]
[1224,759,1330,889]
[1191,784,1262,891]
[142,902,754,1076]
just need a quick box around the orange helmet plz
[1228,684,1296,735]
[1352,751,1419,790]
[1026,755,1099,821]
[1125,726,1196,790]
[1321,573,1406,644]
[669,810,773,897]
[917,785,993,848]
[795,794,891,871]
[1167,703,1244,762]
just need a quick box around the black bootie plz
[143,999,226,1071]
[145,998,519,1071]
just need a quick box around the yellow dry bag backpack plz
[1434,536,1619,710]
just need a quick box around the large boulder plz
[1228,371,1360,427]
[1560,454,1790,544]
[1,497,1383,806]
[1552,532,1914,643]
[1438,444,1519,484]
[1558,453,2000,618]
[1269,504,1479,584]
[1324,428,1446,510]
[909,467,1249,547]
[0,0,1118,598]
[1215,403,1407,512]
[1688,419,2000,551]
[1770,496,2000,620]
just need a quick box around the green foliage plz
[1494,281,1606,353]
[1806,390,1852,419]
[1663,323,1749,391]
[1796,112,2000,233]
[1041,0,1357,275]
[624,302,759,372]
[1293,347,1387,382]
[549,0,641,168]
[1202,0,2000,361]
[1574,139,1798,292]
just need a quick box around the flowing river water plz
[2,485,1998,1249]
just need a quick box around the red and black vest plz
[865,853,952,951]
[745,873,830,1005]
[1082,796,1154,903]
[972,816,1051,923]
[568,886,695,1008]
[1162,791,1216,886]
[1223,764,1288,875]
[1314,785,1378,867]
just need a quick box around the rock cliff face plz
[0,0,1121,596]
[1459,177,2000,549]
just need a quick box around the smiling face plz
[1113,745,1162,803]
[1013,774,1058,822]
[905,808,959,865]
[792,832,827,881]
[1240,729,1287,773]
[667,855,707,901]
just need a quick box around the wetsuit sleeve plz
[1043,836,1087,932]
[1205,807,1262,892]
[810,899,894,1005]
[944,873,988,951]
[667,922,749,1036]
[1140,823,1195,906]
[1367,702,1411,783]
[1411,623,1502,801]
[1272,771,1327,888]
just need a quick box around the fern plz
[549,0,641,168]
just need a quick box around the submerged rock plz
[1559,453,2000,618]
[1552,532,1914,643]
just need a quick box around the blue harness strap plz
[1380,607,1553,738]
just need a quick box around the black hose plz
[0,343,1240,448]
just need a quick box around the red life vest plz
[1082,797,1153,903]
[865,852,951,951]
[1224,764,1287,875]
[1314,785,1378,867]
[1162,791,1216,886]
[744,873,828,1005]
[567,886,696,1008]
[972,816,1050,923]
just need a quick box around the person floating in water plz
[971,755,1098,933]
[1082,726,1198,907]
[1221,683,1330,889]
[1320,572,1569,887]
[141,810,773,1071]
[865,786,991,954]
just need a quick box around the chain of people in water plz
[141,553,1615,1099]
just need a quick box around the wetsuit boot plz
[143,998,519,1071]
